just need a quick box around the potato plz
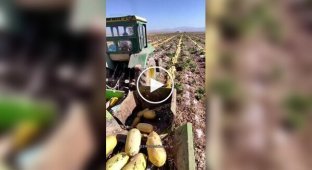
[146,131,167,167]
[131,116,141,128]
[137,108,149,117]
[125,129,142,156]
[143,110,156,119]
[106,152,129,170]
[106,136,117,157]
[136,123,153,133]
[122,153,146,170]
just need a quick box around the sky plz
[106,0,205,31]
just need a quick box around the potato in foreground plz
[106,136,117,157]
[146,131,167,167]
[106,152,129,170]
[125,128,142,156]
[122,153,146,170]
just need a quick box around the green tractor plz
[106,15,157,94]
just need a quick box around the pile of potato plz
[106,109,167,170]
[131,108,156,128]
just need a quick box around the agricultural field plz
[148,32,206,169]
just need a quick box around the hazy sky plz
[106,0,205,30]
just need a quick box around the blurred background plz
[207,0,312,170]
[0,0,105,169]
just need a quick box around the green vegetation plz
[211,77,243,111]
[175,57,197,72]
[175,62,186,71]
[212,78,237,100]
[199,50,205,55]
[195,87,205,100]
[175,74,181,81]
[188,47,197,54]
[283,93,312,129]
[166,52,175,58]
[175,82,183,94]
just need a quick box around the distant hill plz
[148,27,205,33]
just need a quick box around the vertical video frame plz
[105,0,206,169]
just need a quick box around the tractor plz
[105,15,157,95]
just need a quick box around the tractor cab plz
[106,16,156,91]
[106,16,154,69]
[106,15,148,54]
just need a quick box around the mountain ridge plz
[148,26,205,33]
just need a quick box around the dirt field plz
[149,32,206,169]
